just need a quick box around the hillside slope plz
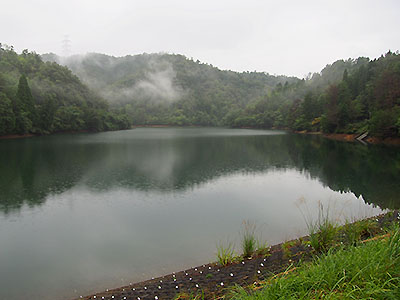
[43,52,299,125]
[0,45,130,136]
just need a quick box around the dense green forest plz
[1,44,400,137]
[43,52,298,126]
[45,50,400,137]
[0,44,131,136]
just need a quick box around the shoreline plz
[295,130,400,146]
[75,212,398,300]
[0,133,36,140]
[1,127,399,146]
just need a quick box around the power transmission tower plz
[62,35,71,57]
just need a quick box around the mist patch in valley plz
[45,53,185,105]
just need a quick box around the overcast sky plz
[1,0,399,77]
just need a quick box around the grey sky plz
[1,0,399,77]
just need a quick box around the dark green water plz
[0,128,398,299]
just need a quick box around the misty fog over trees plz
[1,44,400,137]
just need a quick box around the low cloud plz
[47,53,185,105]
[104,64,184,104]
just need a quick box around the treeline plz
[2,47,400,137]
[227,52,400,137]
[0,45,131,136]
[46,51,400,137]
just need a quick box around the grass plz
[281,240,296,259]
[341,218,379,245]
[242,221,257,258]
[227,224,400,300]
[306,204,338,252]
[216,241,236,266]
[254,240,270,257]
[241,221,270,258]
[174,291,205,300]
[216,222,270,266]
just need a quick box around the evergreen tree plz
[14,74,37,134]
[0,92,15,135]
[16,74,37,121]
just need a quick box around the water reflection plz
[0,128,399,214]
[0,128,397,300]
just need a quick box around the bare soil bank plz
[0,130,89,140]
[0,133,35,140]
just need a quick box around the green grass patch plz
[281,240,296,259]
[227,225,400,300]
[216,241,236,266]
[341,218,380,246]
[241,221,269,258]
[306,204,339,253]
[242,221,257,258]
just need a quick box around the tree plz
[14,74,37,133]
[0,92,15,135]
[322,85,340,133]
[53,106,85,132]
[37,94,57,133]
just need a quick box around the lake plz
[0,128,398,300]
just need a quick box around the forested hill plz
[43,51,395,136]
[260,51,400,137]
[42,52,299,126]
[0,45,131,136]
[1,46,399,138]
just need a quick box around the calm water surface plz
[0,128,399,300]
